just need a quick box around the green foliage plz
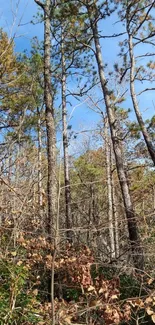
[74,149,105,181]
[91,265,117,281]
[120,274,143,300]
[65,288,81,302]
[0,259,43,325]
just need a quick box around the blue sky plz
[0,0,43,49]
[0,0,155,148]
[0,0,99,135]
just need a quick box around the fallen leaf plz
[134,298,144,307]
[88,285,95,292]
[146,307,154,315]
[99,288,104,294]
[148,278,154,285]
[89,299,98,307]
[33,289,38,296]
[152,314,155,323]
[11,251,17,257]
[64,317,71,324]
[145,297,153,304]
[111,294,118,300]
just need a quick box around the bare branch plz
[34,0,45,10]
[137,88,155,96]
[99,32,126,39]
[136,53,155,58]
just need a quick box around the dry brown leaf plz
[88,285,95,292]
[63,317,72,324]
[33,289,38,296]
[146,307,154,315]
[145,297,153,304]
[111,294,118,300]
[148,278,154,285]
[46,254,52,260]
[151,314,155,323]
[18,236,25,243]
[89,299,98,307]
[134,298,144,307]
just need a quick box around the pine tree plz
[117,0,155,165]
[34,0,58,245]
[84,0,144,270]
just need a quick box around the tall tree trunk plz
[111,147,120,259]
[112,182,120,259]
[44,0,57,241]
[37,107,43,209]
[13,142,20,248]
[34,1,58,318]
[153,185,155,214]
[104,116,115,260]
[87,2,144,270]
[8,151,12,185]
[128,32,155,165]
[61,26,73,242]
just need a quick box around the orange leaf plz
[145,297,153,304]
[148,278,154,285]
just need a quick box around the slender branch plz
[0,177,23,203]
[137,88,155,96]
[70,33,96,55]
[134,34,155,46]
[136,53,155,58]
[134,1,155,34]
[34,0,44,10]
[119,67,130,83]
[99,32,126,39]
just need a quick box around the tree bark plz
[111,147,120,259]
[61,26,73,242]
[34,1,58,318]
[37,107,43,209]
[34,0,58,242]
[87,2,144,270]
[128,33,155,165]
[44,0,57,241]
[104,116,115,260]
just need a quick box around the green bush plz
[0,259,43,325]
